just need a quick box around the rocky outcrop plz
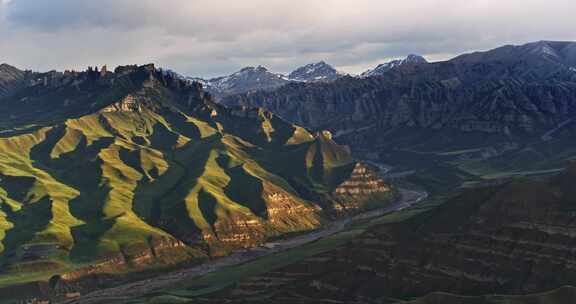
[100,95,143,113]
[331,163,393,211]
[334,163,390,196]
[59,236,199,283]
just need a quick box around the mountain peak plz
[361,54,428,78]
[235,65,270,74]
[0,63,27,98]
[288,61,341,82]
[202,65,289,96]
[405,54,428,63]
[0,63,21,73]
[523,40,561,59]
[306,61,329,67]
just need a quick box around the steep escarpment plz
[186,162,576,303]
[0,64,394,302]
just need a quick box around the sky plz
[1,0,575,78]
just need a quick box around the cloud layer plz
[1,0,575,77]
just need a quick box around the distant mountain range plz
[221,40,576,184]
[182,62,344,97]
[183,56,428,97]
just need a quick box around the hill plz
[0,64,395,302]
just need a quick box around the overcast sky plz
[1,0,575,77]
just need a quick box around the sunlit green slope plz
[0,65,394,293]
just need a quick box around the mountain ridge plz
[185,61,345,97]
[218,42,576,171]
[0,63,395,302]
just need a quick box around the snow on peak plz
[183,61,344,96]
[181,65,290,96]
[236,65,269,75]
[288,61,342,82]
[361,54,428,78]
[525,41,561,59]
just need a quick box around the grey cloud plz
[1,0,575,77]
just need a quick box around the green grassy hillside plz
[0,65,394,301]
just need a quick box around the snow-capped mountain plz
[361,54,428,78]
[452,40,576,66]
[205,66,289,96]
[186,62,343,98]
[288,61,343,82]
